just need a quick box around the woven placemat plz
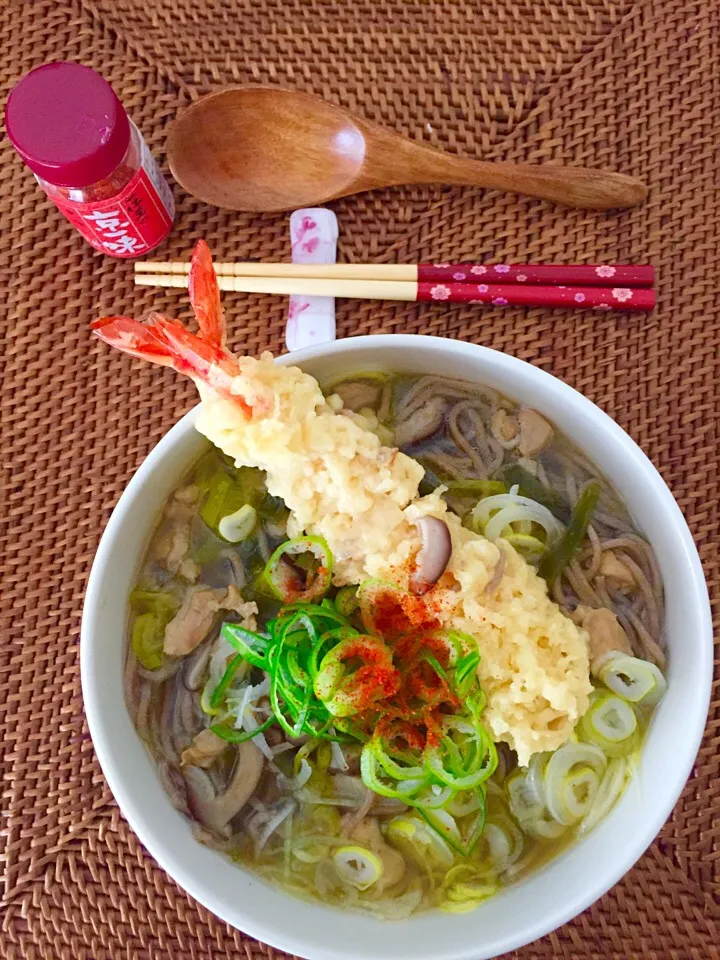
[1,0,718,957]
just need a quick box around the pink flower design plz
[516,274,527,282]
[492,297,508,306]
[494,264,511,274]
[477,284,489,293]
[470,265,487,276]
[469,299,483,304]
[430,284,451,300]
[594,304,612,311]
[433,263,449,269]
[612,288,633,303]
[574,292,586,303]
[596,265,616,278]
[453,272,467,280]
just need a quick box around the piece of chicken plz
[573,604,633,674]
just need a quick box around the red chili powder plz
[353,588,459,749]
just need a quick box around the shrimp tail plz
[91,313,251,414]
[189,239,226,350]
[92,240,258,417]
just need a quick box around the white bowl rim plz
[81,334,713,960]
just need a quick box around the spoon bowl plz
[168,86,648,212]
[169,87,367,211]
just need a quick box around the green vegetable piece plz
[209,654,246,709]
[210,715,276,743]
[132,612,165,670]
[264,536,333,603]
[334,585,359,618]
[200,470,234,531]
[130,590,180,671]
[445,479,507,499]
[418,468,444,497]
[130,589,180,618]
[539,481,601,586]
[222,622,269,668]
[499,464,570,522]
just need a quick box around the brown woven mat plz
[2,0,719,957]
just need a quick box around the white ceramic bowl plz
[81,335,712,960]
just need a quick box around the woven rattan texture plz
[1,0,718,957]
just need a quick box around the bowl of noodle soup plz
[82,334,712,960]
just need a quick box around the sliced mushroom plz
[184,741,264,834]
[573,604,633,674]
[183,642,212,690]
[350,818,406,889]
[409,517,452,595]
[517,408,554,457]
[157,760,190,814]
[491,409,520,445]
[394,397,446,449]
[333,381,382,412]
[598,551,636,591]
[181,728,229,768]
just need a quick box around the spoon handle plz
[407,153,648,210]
[363,126,648,210]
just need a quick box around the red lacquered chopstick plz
[416,282,655,311]
[418,263,655,287]
[136,272,656,312]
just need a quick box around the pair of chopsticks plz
[134,261,656,311]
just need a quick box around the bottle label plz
[50,141,175,258]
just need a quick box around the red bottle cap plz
[5,62,131,188]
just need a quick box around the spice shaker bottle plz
[5,62,175,258]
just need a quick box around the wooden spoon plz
[167,86,647,212]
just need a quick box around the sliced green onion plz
[386,815,455,868]
[418,807,462,850]
[502,532,548,563]
[472,486,564,547]
[218,503,257,543]
[506,769,545,823]
[210,714,276,743]
[333,846,384,890]
[209,654,246,709]
[264,537,333,603]
[360,744,425,800]
[522,812,567,840]
[356,578,411,638]
[453,649,481,698]
[446,788,483,817]
[421,798,486,856]
[314,634,397,717]
[482,818,524,871]
[578,756,630,834]
[424,716,497,790]
[334,586,359,618]
[543,741,606,824]
[499,464,570,522]
[222,622,269,668]
[539,481,600,586]
[599,653,667,706]
[578,691,639,757]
